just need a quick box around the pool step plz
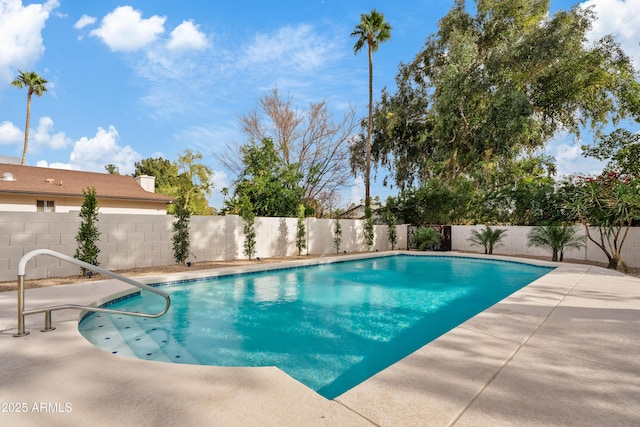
[82,314,198,364]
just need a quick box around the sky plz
[1,0,639,210]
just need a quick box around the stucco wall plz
[0,213,407,282]
[0,194,168,214]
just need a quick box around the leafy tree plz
[385,178,470,225]
[470,155,565,225]
[225,138,304,217]
[367,0,639,190]
[175,150,214,216]
[363,206,375,250]
[333,213,343,254]
[410,227,441,251]
[527,225,585,262]
[582,128,640,175]
[351,9,392,208]
[564,172,640,270]
[468,226,507,255]
[134,157,180,194]
[238,196,256,260]
[296,204,307,256]
[11,70,48,166]
[171,193,191,264]
[219,88,358,215]
[74,187,101,276]
[134,151,214,215]
[105,164,120,174]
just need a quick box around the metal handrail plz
[14,249,170,337]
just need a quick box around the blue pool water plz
[79,255,552,398]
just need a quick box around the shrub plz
[333,215,342,254]
[364,206,375,250]
[468,226,507,255]
[74,187,101,276]
[381,208,398,250]
[171,193,191,264]
[411,227,441,251]
[239,196,256,259]
[527,225,585,262]
[296,204,306,256]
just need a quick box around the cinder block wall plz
[452,225,640,267]
[3,213,638,282]
[0,213,406,281]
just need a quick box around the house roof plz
[340,202,382,219]
[0,164,173,204]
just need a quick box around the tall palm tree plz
[12,70,48,166]
[351,9,391,208]
[527,225,586,262]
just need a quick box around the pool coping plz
[1,251,639,426]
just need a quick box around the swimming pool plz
[79,254,553,399]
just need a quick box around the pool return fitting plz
[13,249,170,337]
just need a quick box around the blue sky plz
[1,0,639,210]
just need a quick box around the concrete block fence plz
[2,212,639,282]
[452,225,640,269]
[0,212,408,282]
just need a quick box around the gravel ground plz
[0,256,315,292]
[1,252,638,293]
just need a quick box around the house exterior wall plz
[0,194,167,214]
[0,213,408,282]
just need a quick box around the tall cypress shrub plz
[172,193,191,264]
[296,204,306,256]
[74,187,100,276]
[239,196,256,259]
[364,206,375,250]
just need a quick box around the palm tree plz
[468,226,507,255]
[12,70,48,166]
[351,9,391,208]
[527,225,586,262]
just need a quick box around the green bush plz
[74,187,101,276]
[467,226,507,255]
[411,227,442,251]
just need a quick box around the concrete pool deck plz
[1,252,639,426]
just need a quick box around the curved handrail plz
[14,249,170,337]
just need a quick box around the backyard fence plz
[452,225,640,269]
[2,212,640,282]
[0,213,407,282]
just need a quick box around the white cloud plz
[68,125,142,174]
[0,121,23,145]
[581,0,640,68]
[90,6,166,52]
[0,0,59,84]
[167,20,209,51]
[36,159,72,170]
[545,133,607,177]
[212,169,229,190]
[73,14,96,30]
[242,24,341,72]
[31,116,72,150]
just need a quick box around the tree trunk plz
[365,40,373,208]
[21,91,32,166]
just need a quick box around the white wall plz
[0,213,407,281]
[452,225,640,267]
[3,213,639,282]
